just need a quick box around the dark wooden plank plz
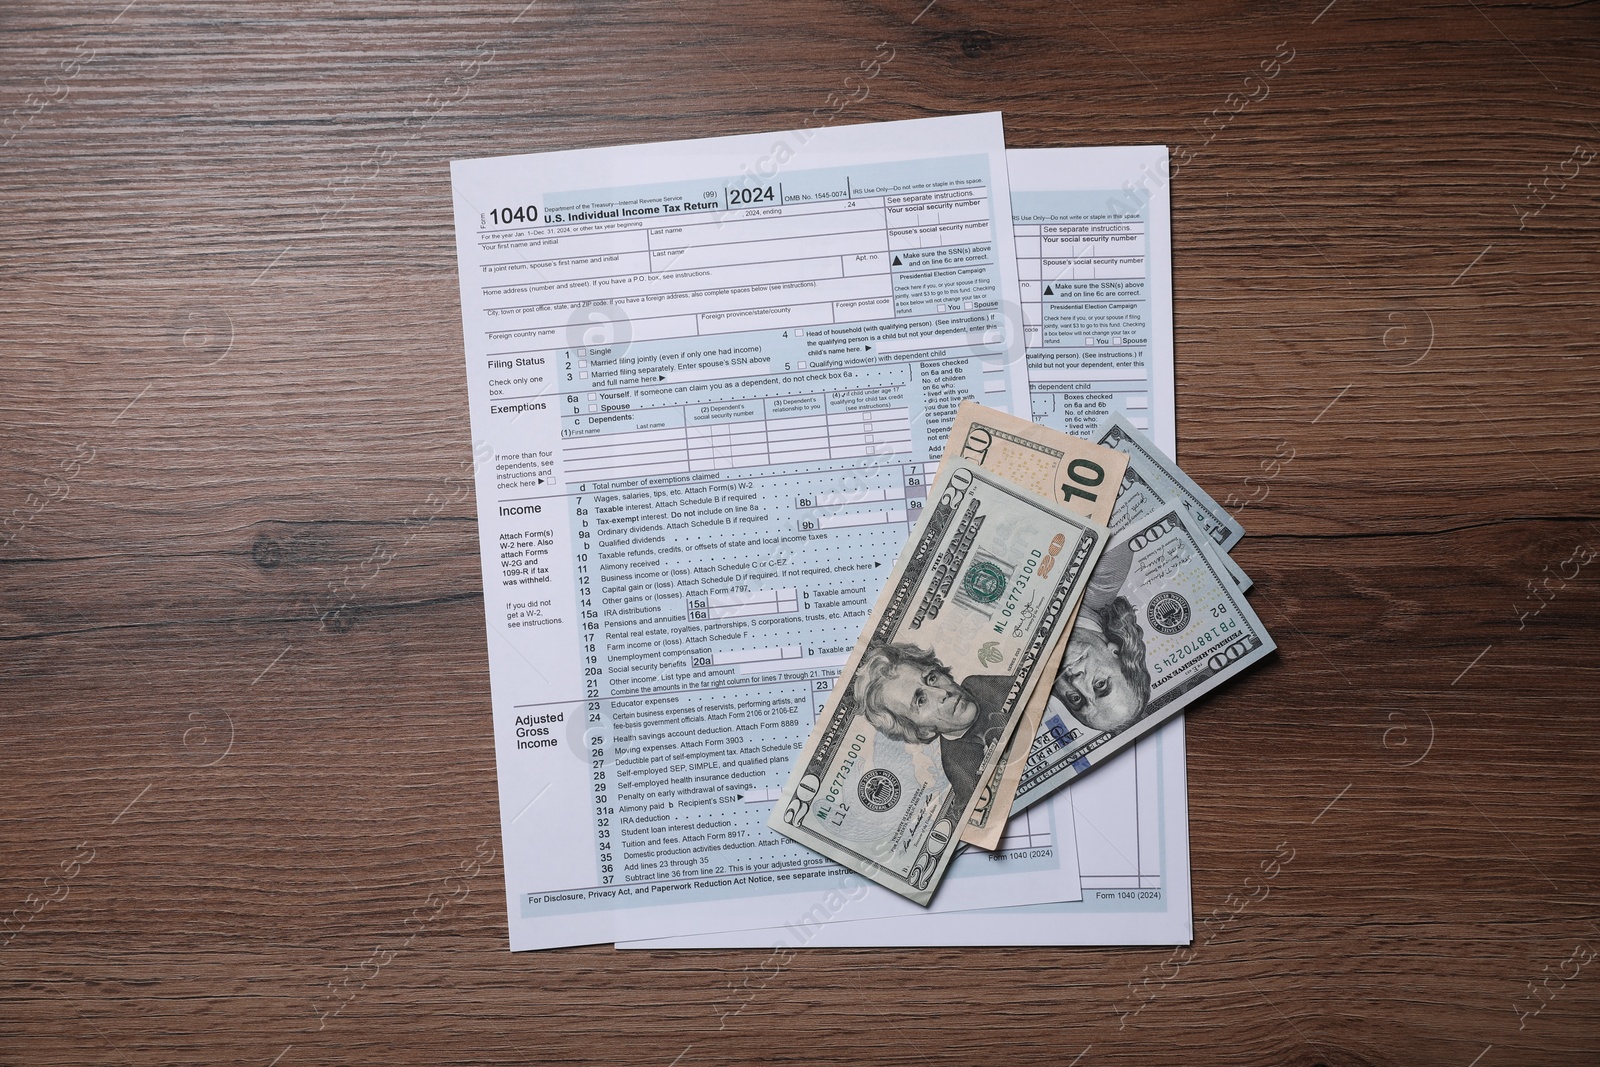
[4,0,1599,1065]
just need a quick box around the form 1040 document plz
[450,114,1088,950]
[1013,145,1176,457]
[617,145,1195,950]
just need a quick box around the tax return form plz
[451,114,1088,951]
[618,146,1196,949]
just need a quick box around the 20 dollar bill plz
[767,459,1108,905]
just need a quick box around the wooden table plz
[4,1,1597,1064]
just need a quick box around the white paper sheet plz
[452,115,1092,951]
[616,146,1195,949]
[618,716,1185,947]
[1011,146,1176,457]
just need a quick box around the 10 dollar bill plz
[933,403,1130,850]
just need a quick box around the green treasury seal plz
[961,561,1007,603]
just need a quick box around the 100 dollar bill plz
[768,459,1107,905]
[1009,503,1275,815]
[965,414,1263,848]
[1097,412,1251,591]
[1098,411,1245,551]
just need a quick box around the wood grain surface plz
[3,1,1598,1064]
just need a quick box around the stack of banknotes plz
[769,401,1275,905]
